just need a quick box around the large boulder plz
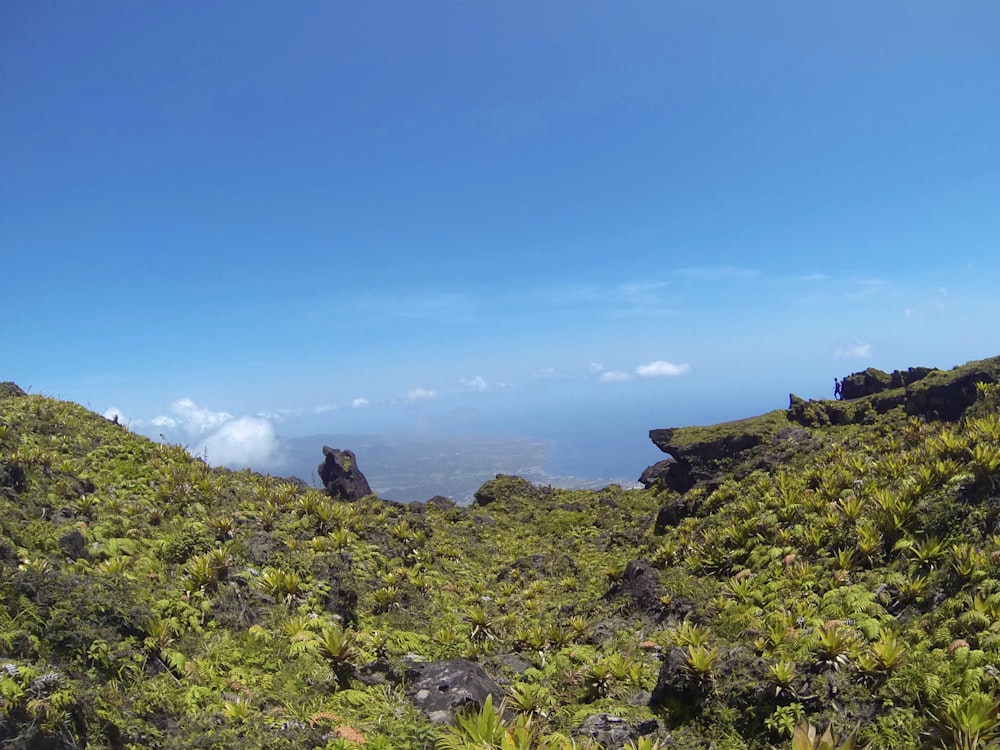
[318,447,373,501]
[404,659,504,724]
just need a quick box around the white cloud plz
[193,417,283,470]
[407,387,436,402]
[153,397,285,471]
[352,397,369,409]
[589,362,604,373]
[834,342,871,359]
[460,376,489,392]
[635,360,690,378]
[166,397,232,435]
[314,404,338,414]
[599,370,633,383]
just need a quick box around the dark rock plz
[839,366,935,400]
[357,658,404,686]
[573,714,658,750]
[405,658,504,724]
[245,532,289,566]
[652,497,692,533]
[839,367,893,400]
[649,645,709,714]
[489,653,532,676]
[605,559,665,618]
[0,382,26,398]
[318,447,373,501]
[0,462,27,494]
[639,459,677,490]
[318,560,358,626]
[906,367,997,421]
[647,421,772,494]
[792,358,1000,427]
[712,646,775,734]
[59,530,87,561]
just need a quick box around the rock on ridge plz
[318,447,373,501]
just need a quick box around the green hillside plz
[1,357,1000,749]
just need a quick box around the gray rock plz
[574,714,658,749]
[404,658,504,724]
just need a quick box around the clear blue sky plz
[4,2,1000,476]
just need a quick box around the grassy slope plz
[0,373,999,749]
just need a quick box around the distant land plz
[278,433,642,503]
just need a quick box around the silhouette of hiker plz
[834,378,843,400]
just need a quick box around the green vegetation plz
[1,368,1000,748]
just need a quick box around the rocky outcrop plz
[839,366,934,400]
[318,447,373,501]
[641,412,811,496]
[573,714,658,749]
[405,659,504,724]
[792,356,1000,427]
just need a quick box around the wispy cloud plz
[635,360,690,378]
[407,387,436,402]
[255,408,302,422]
[669,266,761,282]
[356,292,476,320]
[834,341,871,359]
[352,397,369,409]
[459,376,489,392]
[599,370,633,383]
[314,404,338,414]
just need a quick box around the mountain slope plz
[0,358,999,749]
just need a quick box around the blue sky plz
[3,2,1000,478]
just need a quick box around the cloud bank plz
[153,398,284,471]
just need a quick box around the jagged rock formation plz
[839,366,934,400]
[317,446,373,501]
[791,355,1000,426]
[641,411,818,499]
